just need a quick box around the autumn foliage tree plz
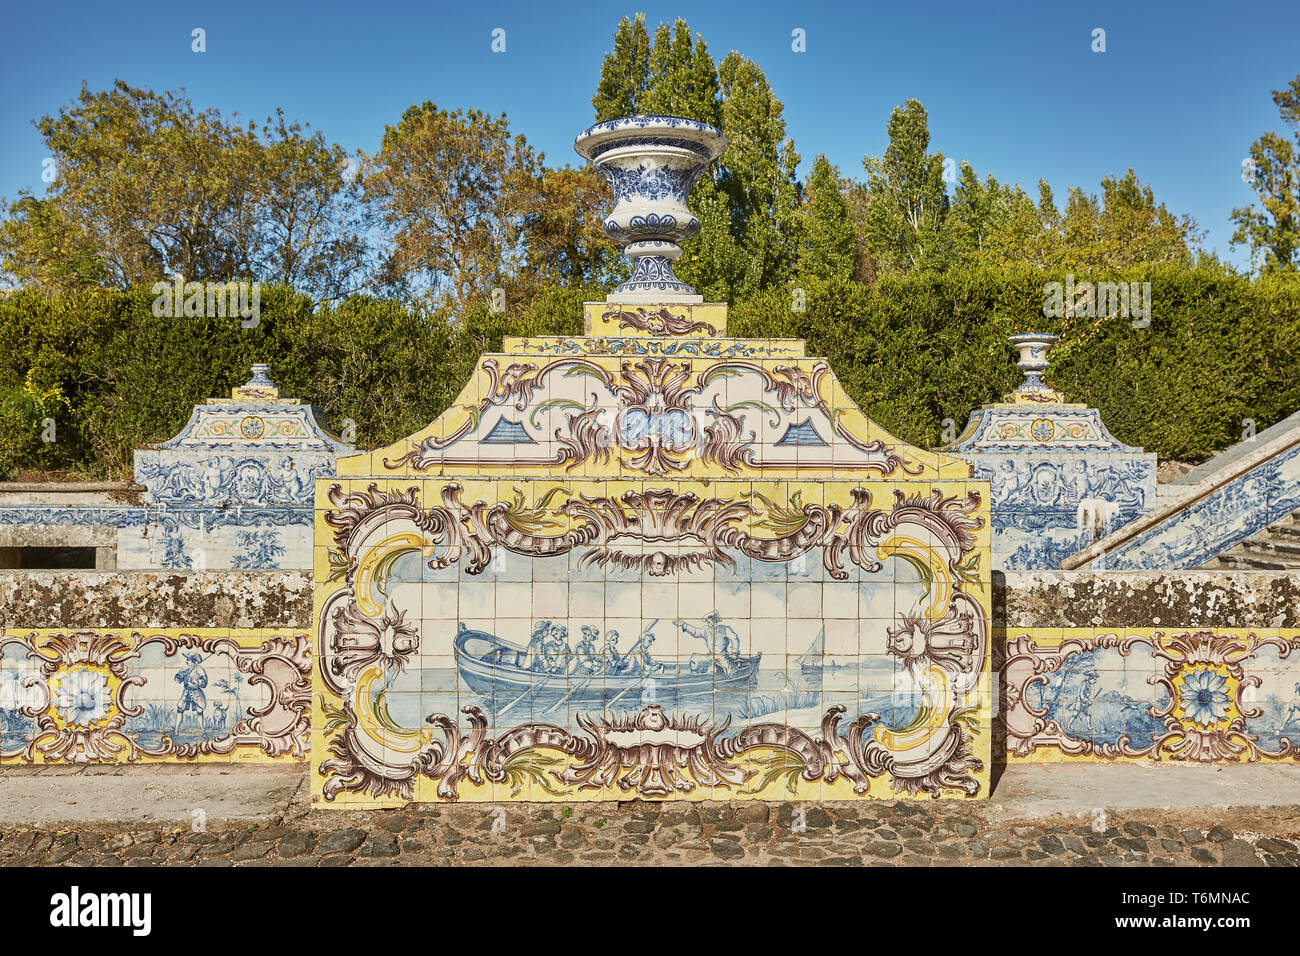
[0,81,367,301]
[363,102,541,312]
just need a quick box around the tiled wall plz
[976,455,1155,569]
[1090,442,1300,569]
[314,477,992,805]
[996,570,1300,763]
[0,628,309,763]
[0,367,350,573]
[0,570,311,764]
[0,505,314,570]
[4,567,1298,771]
[1001,626,1300,762]
[313,308,995,806]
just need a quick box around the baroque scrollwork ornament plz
[317,481,989,801]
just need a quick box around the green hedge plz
[2,266,1297,480]
[731,265,1300,459]
[0,284,587,479]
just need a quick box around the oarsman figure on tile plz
[572,625,602,675]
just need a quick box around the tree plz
[839,176,878,282]
[514,164,625,295]
[591,14,651,122]
[1052,170,1197,269]
[979,184,1055,268]
[710,52,801,299]
[641,19,722,126]
[364,102,540,312]
[245,110,370,300]
[590,18,799,300]
[861,99,950,272]
[948,166,1059,269]
[1232,74,1300,274]
[591,15,720,126]
[795,155,856,281]
[0,81,366,301]
[0,196,109,292]
[948,162,1000,261]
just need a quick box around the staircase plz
[1210,510,1300,569]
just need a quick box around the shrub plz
[0,267,1296,479]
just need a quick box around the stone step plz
[1235,537,1300,561]
[1212,552,1298,571]
[1264,518,1300,544]
[1207,510,1300,569]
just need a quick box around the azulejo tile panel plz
[977,456,1154,569]
[314,477,990,805]
[999,627,1300,763]
[0,628,310,763]
[1095,441,1300,569]
[945,334,1157,570]
[313,300,992,807]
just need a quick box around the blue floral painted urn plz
[575,115,727,302]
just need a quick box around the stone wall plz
[0,570,311,628]
[0,571,310,764]
[4,568,1298,778]
[997,570,1300,627]
[997,570,1300,765]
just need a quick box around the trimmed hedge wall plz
[2,265,1297,480]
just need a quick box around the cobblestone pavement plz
[2,773,1299,866]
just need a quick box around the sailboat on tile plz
[797,625,852,676]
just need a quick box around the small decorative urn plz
[575,115,727,302]
[232,363,280,402]
[1007,332,1061,402]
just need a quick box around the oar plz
[543,671,598,716]
[497,671,554,719]
[605,679,644,711]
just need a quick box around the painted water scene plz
[358,540,932,737]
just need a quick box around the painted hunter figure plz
[677,611,743,676]
[175,652,209,728]
[1281,684,1300,732]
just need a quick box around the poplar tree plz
[591,14,651,122]
[860,99,951,272]
[1231,73,1300,273]
[795,155,856,281]
[590,18,799,300]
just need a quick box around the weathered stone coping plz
[0,482,144,492]
[996,569,1300,628]
[3,569,1297,631]
[0,571,312,628]
[0,481,146,506]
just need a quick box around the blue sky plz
[3,0,1298,269]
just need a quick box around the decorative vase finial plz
[246,363,274,388]
[575,115,727,303]
[232,362,280,402]
[1006,333,1062,403]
